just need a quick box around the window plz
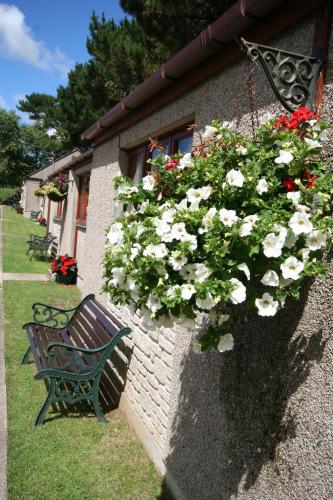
[56,201,63,218]
[128,127,193,181]
[76,175,90,225]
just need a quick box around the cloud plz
[0,95,7,108]
[0,3,72,78]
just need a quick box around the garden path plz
[0,206,8,500]
[2,273,49,281]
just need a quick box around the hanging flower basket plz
[46,187,67,202]
[34,188,46,197]
[103,107,333,353]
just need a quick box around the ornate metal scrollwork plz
[54,378,94,404]
[240,38,323,113]
[48,346,97,372]
[32,304,74,328]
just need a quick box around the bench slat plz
[84,300,120,336]
[75,310,112,346]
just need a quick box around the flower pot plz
[47,191,67,202]
[55,270,77,285]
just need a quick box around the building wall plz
[72,13,333,500]
[21,179,42,215]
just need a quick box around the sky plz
[0,1,126,120]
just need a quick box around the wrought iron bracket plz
[239,38,323,113]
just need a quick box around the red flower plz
[274,107,317,131]
[302,169,317,188]
[274,115,289,129]
[60,256,66,263]
[283,179,296,192]
[165,159,178,171]
[306,182,316,189]
[51,262,56,271]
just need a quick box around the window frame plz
[127,126,193,181]
[76,174,90,226]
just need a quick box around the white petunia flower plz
[186,186,212,205]
[304,137,322,150]
[180,284,196,300]
[239,214,259,237]
[261,270,279,287]
[255,292,279,316]
[170,222,188,240]
[156,220,172,240]
[256,178,268,195]
[279,276,293,288]
[237,263,250,281]
[179,264,197,281]
[199,207,217,234]
[275,150,293,164]
[288,212,313,235]
[117,184,139,195]
[202,125,218,139]
[287,191,301,206]
[182,233,198,251]
[143,243,168,259]
[262,233,284,258]
[147,294,163,314]
[219,208,238,227]
[196,292,216,310]
[169,251,188,271]
[306,230,326,251]
[298,247,310,261]
[179,152,193,169]
[236,145,247,155]
[226,169,245,187]
[130,243,141,261]
[166,285,181,298]
[217,334,234,353]
[142,175,155,191]
[284,230,297,249]
[195,263,212,283]
[110,267,125,286]
[176,198,188,210]
[280,256,304,280]
[229,278,246,304]
[107,222,123,245]
[161,208,175,223]
[296,204,310,213]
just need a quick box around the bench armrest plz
[31,303,78,328]
[31,295,96,328]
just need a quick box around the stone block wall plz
[74,12,333,499]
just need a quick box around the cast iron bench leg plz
[92,374,109,424]
[21,346,32,365]
[35,378,56,426]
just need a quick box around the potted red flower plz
[36,215,47,226]
[51,255,78,285]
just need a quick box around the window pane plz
[177,136,193,154]
[133,152,144,183]
[151,144,170,160]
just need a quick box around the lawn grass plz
[0,187,17,204]
[2,207,50,274]
[2,206,45,236]
[4,281,166,500]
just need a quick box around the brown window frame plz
[56,200,63,219]
[76,174,90,226]
[127,127,193,181]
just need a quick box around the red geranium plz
[165,159,178,171]
[51,254,78,276]
[282,179,296,192]
[274,106,317,131]
[302,169,317,189]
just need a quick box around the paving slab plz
[2,273,49,281]
[0,206,7,499]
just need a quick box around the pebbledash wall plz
[63,13,332,500]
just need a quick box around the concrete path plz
[0,206,8,499]
[2,273,49,281]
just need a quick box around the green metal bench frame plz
[22,294,131,426]
[30,210,41,221]
[26,232,56,261]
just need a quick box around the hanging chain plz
[231,62,260,133]
[246,64,260,132]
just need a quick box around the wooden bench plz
[26,232,56,261]
[30,210,41,221]
[21,294,131,425]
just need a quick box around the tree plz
[17,2,237,150]
[0,109,62,186]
